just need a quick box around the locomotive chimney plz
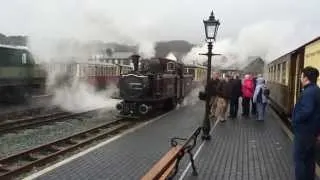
[131,54,140,72]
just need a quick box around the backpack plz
[257,88,263,103]
[263,87,270,97]
[257,86,270,103]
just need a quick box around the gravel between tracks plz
[0,110,118,158]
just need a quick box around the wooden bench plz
[141,127,201,180]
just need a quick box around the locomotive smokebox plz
[131,54,140,72]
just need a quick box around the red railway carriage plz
[45,61,132,91]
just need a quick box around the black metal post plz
[202,41,213,140]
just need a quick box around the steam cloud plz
[166,52,178,61]
[183,20,318,69]
[24,1,159,112]
[181,86,204,107]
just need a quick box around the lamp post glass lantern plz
[203,11,220,41]
[201,11,220,140]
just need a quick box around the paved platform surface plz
[26,102,303,180]
[180,108,294,180]
[31,102,205,180]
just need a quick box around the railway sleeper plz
[65,139,78,145]
[43,145,61,153]
[0,164,10,173]
[88,129,101,135]
[77,133,89,139]
[21,154,38,162]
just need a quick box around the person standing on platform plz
[292,66,320,180]
[229,75,242,118]
[208,72,220,119]
[252,77,268,121]
[215,75,232,122]
[241,74,254,117]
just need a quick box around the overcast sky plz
[0,0,319,63]
[0,0,318,43]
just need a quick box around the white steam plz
[42,62,120,113]
[50,79,120,113]
[181,86,204,107]
[23,1,160,112]
[138,40,155,58]
[183,20,318,68]
[166,52,177,61]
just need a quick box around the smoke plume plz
[165,52,178,61]
[181,86,204,107]
[22,1,160,112]
[183,20,318,68]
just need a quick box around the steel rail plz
[0,119,132,179]
[0,108,105,135]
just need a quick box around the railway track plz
[0,119,133,179]
[0,109,103,135]
[0,107,57,121]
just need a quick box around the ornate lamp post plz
[201,11,220,140]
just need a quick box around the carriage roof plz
[0,44,29,50]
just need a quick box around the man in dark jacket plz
[292,66,320,180]
[208,72,220,118]
[215,75,232,122]
[229,75,242,118]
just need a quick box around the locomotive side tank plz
[116,55,193,117]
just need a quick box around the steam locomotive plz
[116,55,193,117]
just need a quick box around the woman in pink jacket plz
[242,74,254,117]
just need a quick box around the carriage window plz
[282,62,287,84]
[273,66,276,81]
[276,64,280,82]
[22,53,27,64]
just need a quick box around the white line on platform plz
[178,119,220,180]
[22,112,171,180]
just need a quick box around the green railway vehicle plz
[0,45,46,103]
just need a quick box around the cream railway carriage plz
[184,64,208,88]
[267,36,320,118]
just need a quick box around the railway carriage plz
[184,64,207,88]
[267,36,320,118]
[46,61,132,91]
[0,45,46,103]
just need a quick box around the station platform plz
[180,108,295,180]
[24,102,301,180]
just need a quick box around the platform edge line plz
[178,119,220,180]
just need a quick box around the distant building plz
[242,57,265,75]
[219,68,242,78]
[89,50,134,66]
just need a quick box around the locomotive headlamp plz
[203,11,220,42]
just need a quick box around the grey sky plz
[0,0,319,44]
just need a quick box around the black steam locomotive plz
[116,55,193,117]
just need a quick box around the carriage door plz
[294,53,303,105]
